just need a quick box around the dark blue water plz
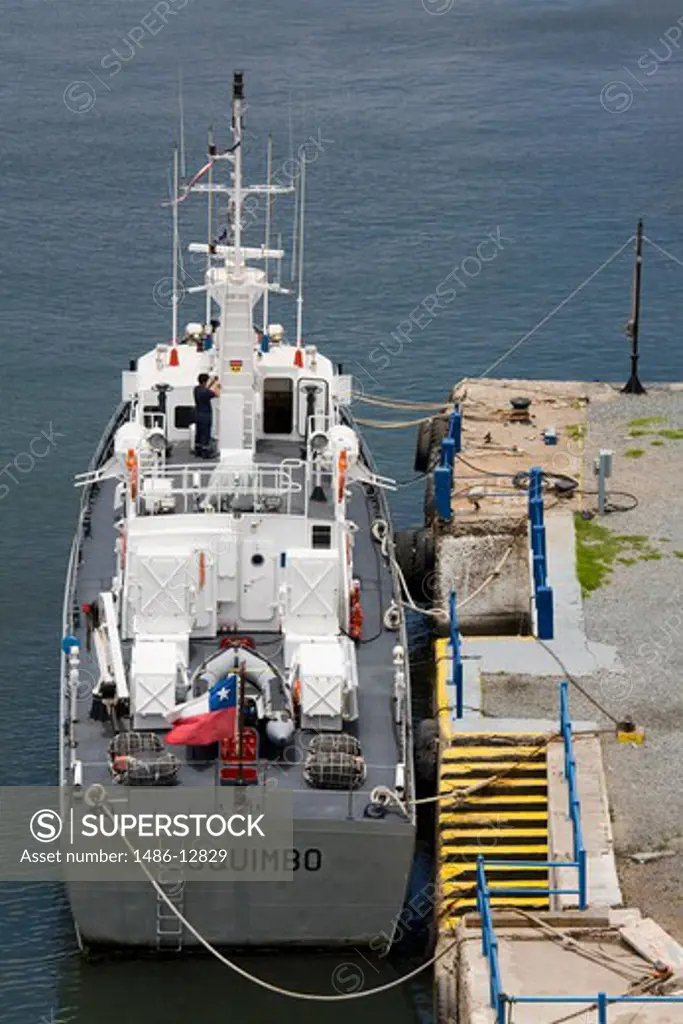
[2,0,683,1019]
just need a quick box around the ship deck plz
[67,419,411,824]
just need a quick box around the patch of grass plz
[575,515,623,595]
[657,428,683,440]
[566,423,585,441]
[615,534,648,547]
[629,429,649,437]
[574,516,661,595]
[651,440,664,447]
[625,448,645,458]
[628,417,665,427]
[674,551,683,559]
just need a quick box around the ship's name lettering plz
[184,847,322,872]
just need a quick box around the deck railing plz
[136,460,308,515]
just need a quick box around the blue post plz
[536,584,554,640]
[489,936,499,1006]
[449,590,464,719]
[454,661,464,719]
[441,436,455,468]
[477,856,488,956]
[434,465,452,521]
[533,553,545,590]
[529,497,544,527]
[578,848,587,910]
[449,406,462,454]
[597,992,608,1024]
[571,797,581,859]
[532,524,547,563]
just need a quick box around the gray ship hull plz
[62,402,417,949]
[67,818,415,948]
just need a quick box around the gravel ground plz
[482,387,683,940]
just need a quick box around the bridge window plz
[263,378,293,435]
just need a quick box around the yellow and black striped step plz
[438,732,550,933]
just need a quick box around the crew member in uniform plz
[193,373,220,457]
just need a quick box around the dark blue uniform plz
[194,385,216,455]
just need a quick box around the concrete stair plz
[438,733,550,931]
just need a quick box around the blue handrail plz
[527,466,554,639]
[476,856,506,1023]
[448,589,464,719]
[560,681,587,910]
[476,860,683,1024]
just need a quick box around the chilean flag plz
[165,674,238,746]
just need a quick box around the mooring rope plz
[90,796,459,1003]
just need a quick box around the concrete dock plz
[418,378,683,1023]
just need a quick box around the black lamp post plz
[622,219,646,395]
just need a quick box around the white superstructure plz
[74,70,394,739]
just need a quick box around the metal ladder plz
[155,864,186,951]
[243,404,255,450]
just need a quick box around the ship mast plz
[231,71,244,268]
[184,72,295,456]
[263,133,273,331]
[171,145,180,346]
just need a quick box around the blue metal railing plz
[528,466,554,639]
[434,407,462,522]
[448,589,464,719]
[476,860,683,1024]
[476,857,506,1023]
[473,682,587,911]
[560,680,587,909]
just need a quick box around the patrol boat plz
[60,72,416,949]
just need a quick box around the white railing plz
[137,460,306,515]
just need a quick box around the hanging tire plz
[394,527,435,605]
[415,717,439,791]
[414,527,435,602]
[423,474,436,525]
[394,528,417,588]
[414,414,449,474]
